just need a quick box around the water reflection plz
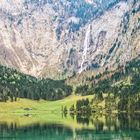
[0,113,139,140]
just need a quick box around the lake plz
[0,113,139,140]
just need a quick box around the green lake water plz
[0,113,139,140]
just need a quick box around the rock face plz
[0,0,140,78]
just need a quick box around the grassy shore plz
[0,95,100,129]
[0,95,94,114]
[0,95,139,130]
[0,112,110,130]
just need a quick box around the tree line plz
[62,98,91,115]
[0,56,140,112]
[0,65,72,102]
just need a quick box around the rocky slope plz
[0,0,140,78]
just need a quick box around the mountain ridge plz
[0,0,140,78]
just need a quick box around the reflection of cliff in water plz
[0,113,139,140]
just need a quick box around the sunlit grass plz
[0,112,107,130]
[0,93,106,130]
[0,95,94,113]
[0,94,135,130]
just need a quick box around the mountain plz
[0,0,140,78]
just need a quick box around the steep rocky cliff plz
[0,0,140,78]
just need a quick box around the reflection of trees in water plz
[75,113,140,131]
[105,115,119,131]
[70,113,75,120]
[0,114,139,139]
[0,123,73,139]
[94,120,104,131]
[118,113,140,130]
[76,114,89,126]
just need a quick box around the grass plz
[0,112,108,130]
[0,95,103,130]
[0,94,136,130]
[0,95,94,114]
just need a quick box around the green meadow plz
[0,95,94,114]
[0,95,101,129]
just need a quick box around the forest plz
[0,57,140,113]
[76,57,140,95]
[0,65,72,101]
[75,57,140,112]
